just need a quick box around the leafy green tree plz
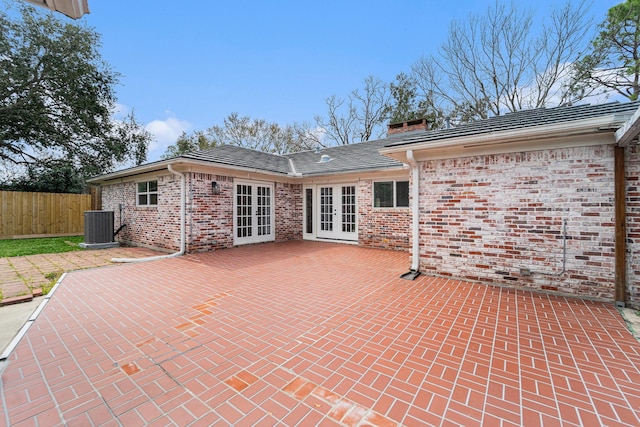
[0,160,85,193]
[0,1,151,185]
[162,131,215,159]
[386,72,444,127]
[571,0,640,100]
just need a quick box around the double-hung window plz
[373,181,409,208]
[137,180,158,206]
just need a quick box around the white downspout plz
[111,163,186,263]
[407,149,420,272]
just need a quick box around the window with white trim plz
[137,180,158,206]
[373,181,409,208]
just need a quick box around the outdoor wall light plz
[211,181,221,195]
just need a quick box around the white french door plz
[234,181,275,245]
[316,184,357,241]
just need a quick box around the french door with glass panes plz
[316,184,357,241]
[234,181,274,245]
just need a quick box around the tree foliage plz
[0,2,151,188]
[162,114,321,158]
[315,76,390,145]
[385,72,443,127]
[571,0,640,100]
[161,131,215,159]
[0,159,85,193]
[411,1,591,123]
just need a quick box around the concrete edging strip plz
[0,273,66,363]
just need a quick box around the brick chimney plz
[387,118,429,135]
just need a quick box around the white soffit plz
[24,0,90,19]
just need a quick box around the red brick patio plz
[1,241,639,426]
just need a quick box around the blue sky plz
[78,0,620,161]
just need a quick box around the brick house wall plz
[627,143,640,307]
[186,173,234,252]
[102,173,303,253]
[417,145,619,300]
[102,174,182,252]
[275,182,303,242]
[358,179,411,250]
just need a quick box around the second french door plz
[316,184,357,241]
[234,181,274,245]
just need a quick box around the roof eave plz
[86,159,174,184]
[615,105,640,146]
[379,115,625,162]
[87,157,291,184]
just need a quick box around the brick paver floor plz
[1,241,639,426]
[0,246,164,303]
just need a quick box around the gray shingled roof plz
[285,139,403,175]
[384,101,640,148]
[179,137,406,176]
[182,145,292,174]
[181,101,640,177]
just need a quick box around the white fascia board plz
[89,158,290,185]
[380,116,621,163]
[86,160,174,184]
[615,105,640,146]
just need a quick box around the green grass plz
[0,236,84,257]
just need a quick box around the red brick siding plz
[275,182,303,242]
[358,180,411,251]
[102,175,182,251]
[186,174,234,252]
[418,145,617,299]
[627,143,640,308]
[102,174,303,252]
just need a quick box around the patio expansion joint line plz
[530,294,561,422]
[62,272,217,417]
[280,274,407,361]
[270,273,426,420]
[352,275,469,426]
[38,274,167,423]
[24,328,70,425]
[399,277,471,425]
[563,301,640,425]
[551,299,601,425]
[432,281,491,427]
[477,286,504,426]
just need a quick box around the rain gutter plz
[379,116,626,162]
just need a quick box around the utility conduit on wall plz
[520,218,567,277]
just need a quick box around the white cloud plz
[112,103,129,116]
[145,115,192,161]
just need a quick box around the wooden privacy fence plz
[0,191,95,239]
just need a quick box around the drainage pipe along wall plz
[406,149,420,273]
[111,163,186,263]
